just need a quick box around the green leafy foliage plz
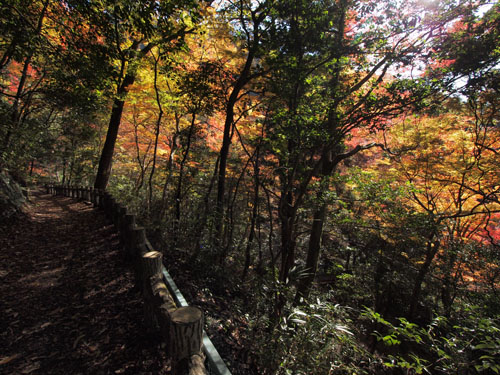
[259,299,382,374]
[363,306,500,374]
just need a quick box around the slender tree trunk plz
[68,156,75,185]
[62,158,67,185]
[3,57,32,155]
[93,38,155,190]
[294,201,327,304]
[94,98,126,189]
[160,113,180,219]
[215,44,258,245]
[94,70,136,189]
[409,240,439,319]
[270,188,296,325]
[2,0,49,156]
[264,186,276,269]
[215,93,237,243]
[242,145,260,281]
[174,114,196,244]
[148,54,164,211]
[279,190,296,284]
[220,154,251,266]
[292,153,339,304]
[132,118,148,194]
[441,246,459,317]
[191,156,219,262]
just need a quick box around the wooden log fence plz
[45,184,231,375]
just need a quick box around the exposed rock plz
[0,170,26,221]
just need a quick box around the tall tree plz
[74,0,206,189]
[214,0,273,245]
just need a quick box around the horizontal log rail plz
[45,184,231,375]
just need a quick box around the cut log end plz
[171,306,203,325]
[144,251,161,259]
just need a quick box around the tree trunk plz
[215,92,237,245]
[441,246,459,317]
[94,97,127,189]
[160,113,180,219]
[409,240,439,319]
[173,114,196,245]
[220,154,251,266]
[279,179,300,285]
[62,157,67,185]
[294,201,327,304]
[293,153,338,304]
[2,0,49,157]
[191,156,219,262]
[215,42,258,245]
[271,190,296,323]
[132,117,148,194]
[242,145,260,281]
[93,39,151,190]
[148,53,164,211]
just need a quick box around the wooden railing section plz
[45,184,231,375]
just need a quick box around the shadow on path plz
[0,190,169,374]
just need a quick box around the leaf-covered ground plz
[0,189,169,374]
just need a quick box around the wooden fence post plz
[121,214,136,254]
[141,251,163,330]
[129,226,147,284]
[149,274,178,340]
[90,188,97,206]
[147,273,207,375]
[141,251,163,287]
[110,199,118,224]
[170,307,206,375]
[106,196,115,220]
[130,226,146,259]
[113,203,126,229]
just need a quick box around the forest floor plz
[0,189,169,374]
